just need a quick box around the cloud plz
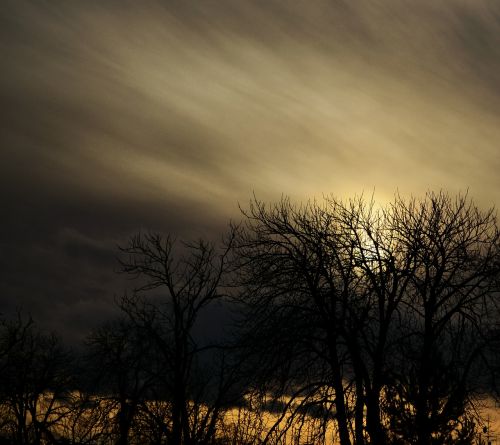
[1,0,500,341]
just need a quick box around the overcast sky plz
[1,0,500,342]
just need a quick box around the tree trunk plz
[365,388,386,445]
[328,338,351,445]
[116,401,133,445]
[354,377,365,445]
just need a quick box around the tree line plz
[2,192,500,445]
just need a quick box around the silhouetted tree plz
[0,314,73,445]
[232,197,362,445]
[57,389,115,445]
[383,193,500,445]
[86,317,157,445]
[232,192,500,445]
[118,231,238,445]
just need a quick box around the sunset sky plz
[2,0,500,342]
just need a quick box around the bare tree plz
[383,192,500,445]
[232,192,500,445]
[0,314,73,445]
[58,390,116,445]
[86,317,157,445]
[232,197,362,445]
[117,231,237,445]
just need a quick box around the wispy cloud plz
[2,0,500,338]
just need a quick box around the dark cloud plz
[1,0,500,342]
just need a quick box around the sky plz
[1,0,500,343]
